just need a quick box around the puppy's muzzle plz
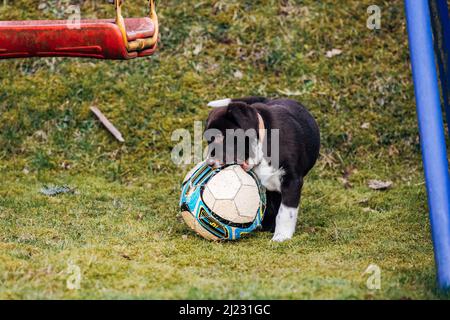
[207,158,253,172]
[206,158,223,169]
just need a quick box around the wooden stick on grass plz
[90,106,125,143]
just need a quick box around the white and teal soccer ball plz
[180,161,266,240]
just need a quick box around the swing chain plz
[114,0,159,52]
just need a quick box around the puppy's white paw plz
[271,204,298,243]
[271,232,293,242]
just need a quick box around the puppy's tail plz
[232,96,269,105]
[207,98,232,108]
[208,96,268,108]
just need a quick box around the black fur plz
[205,96,320,233]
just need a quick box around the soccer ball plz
[179,161,266,241]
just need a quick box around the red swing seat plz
[0,0,158,60]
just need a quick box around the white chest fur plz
[253,158,284,192]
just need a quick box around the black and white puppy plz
[204,96,320,242]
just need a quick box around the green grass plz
[0,0,446,299]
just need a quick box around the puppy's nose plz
[240,161,253,172]
[207,158,222,168]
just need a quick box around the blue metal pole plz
[432,0,450,133]
[405,0,450,290]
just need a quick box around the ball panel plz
[213,199,238,217]
[231,214,256,224]
[181,210,197,231]
[202,186,216,209]
[234,185,260,218]
[230,214,254,224]
[213,199,254,224]
[181,211,220,241]
[207,168,241,199]
[233,166,257,186]
[182,161,205,184]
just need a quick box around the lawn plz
[0,0,446,299]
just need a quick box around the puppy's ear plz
[226,102,258,130]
